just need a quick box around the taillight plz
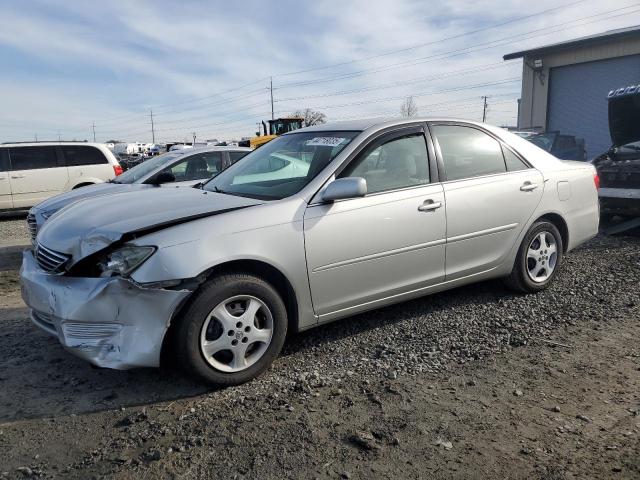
[113,164,123,176]
[593,172,600,190]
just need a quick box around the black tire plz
[503,220,564,293]
[174,272,287,386]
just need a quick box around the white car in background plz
[0,142,122,212]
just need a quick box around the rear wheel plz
[175,273,287,386]
[504,221,563,293]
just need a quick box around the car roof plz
[171,146,251,155]
[287,117,490,134]
[1,141,108,147]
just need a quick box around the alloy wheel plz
[200,295,274,372]
[526,231,558,283]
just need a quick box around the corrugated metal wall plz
[546,54,640,159]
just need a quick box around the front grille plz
[35,243,70,274]
[26,213,38,244]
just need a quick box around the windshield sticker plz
[305,137,347,147]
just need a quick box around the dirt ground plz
[0,233,638,479]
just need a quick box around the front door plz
[304,127,446,317]
[429,123,544,280]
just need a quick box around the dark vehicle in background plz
[528,131,586,161]
[593,84,640,217]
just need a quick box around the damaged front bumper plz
[19,250,191,369]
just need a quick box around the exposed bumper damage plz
[20,250,191,369]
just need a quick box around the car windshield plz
[528,133,557,152]
[114,152,181,183]
[204,131,359,200]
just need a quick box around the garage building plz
[504,25,640,159]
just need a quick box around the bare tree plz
[292,108,327,126]
[400,96,418,117]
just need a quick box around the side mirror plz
[150,171,176,185]
[322,177,367,202]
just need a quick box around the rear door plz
[61,145,111,185]
[429,123,543,280]
[8,146,69,208]
[0,149,12,209]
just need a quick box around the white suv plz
[0,142,122,211]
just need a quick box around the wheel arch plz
[72,181,96,189]
[161,259,299,366]
[536,212,569,253]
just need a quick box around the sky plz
[0,0,638,143]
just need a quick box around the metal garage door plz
[547,54,640,159]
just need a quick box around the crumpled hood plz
[608,85,640,147]
[37,187,263,261]
[33,182,150,216]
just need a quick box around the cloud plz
[0,0,636,141]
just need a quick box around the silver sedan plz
[20,118,600,385]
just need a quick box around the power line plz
[270,0,590,77]
[54,3,640,141]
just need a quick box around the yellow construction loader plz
[245,117,304,149]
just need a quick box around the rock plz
[349,431,379,451]
[552,406,561,413]
[612,466,622,472]
[386,370,398,380]
[16,467,33,477]
[434,438,453,450]
[513,389,524,397]
[466,379,477,386]
[340,473,351,479]
[576,414,592,423]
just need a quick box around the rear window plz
[9,146,59,170]
[61,145,109,166]
[0,149,9,172]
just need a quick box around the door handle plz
[418,200,443,212]
[11,175,26,179]
[520,182,538,192]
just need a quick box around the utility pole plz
[35,133,38,142]
[481,96,489,122]
[270,76,274,120]
[192,132,196,146]
[92,122,96,142]
[150,109,156,144]
[58,131,61,142]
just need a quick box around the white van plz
[0,142,122,211]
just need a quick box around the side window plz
[163,153,221,181]
[0,149,9,172]
[229,151,249,164]
[61,145,108,166]
[502,146,529,172]
[201,151,223,173]
[8,146,59,171]
[432,125,506,181]
[339,133,430,194]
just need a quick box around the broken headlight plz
[98,246,155,277]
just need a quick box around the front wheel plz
[504,221,564,293]
[175,273,288,386]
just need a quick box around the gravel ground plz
[0,216,29,246]
[0,232,639,478]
